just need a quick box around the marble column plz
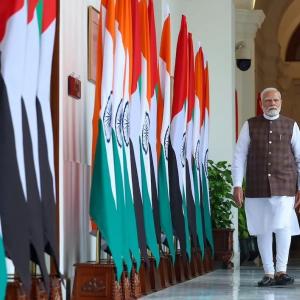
[235,8,265,129]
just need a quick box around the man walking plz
[232,87,300,286]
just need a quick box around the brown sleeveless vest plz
[245,115,297,198]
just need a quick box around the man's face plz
[260,91,282,117]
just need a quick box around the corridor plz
[141,265,300,300]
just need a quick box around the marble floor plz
[140,265,300,300]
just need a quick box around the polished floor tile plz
[140,266,300,300]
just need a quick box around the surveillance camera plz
[235,41,251,71]
[236,59,251,71]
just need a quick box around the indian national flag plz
[168,15,191,259]
[200,60,214,255]
[129,0,148,265]
[90,0,105,233]
[157,3,175,262]
[90,0,124,280]
[139,0,160,264]
[0,0,31,291]
[112,0,132,273]
[186,32,198,249]
[121,0,141,271]
[148,0,161,248]
[193,43,205,257]
[0,221,7,300]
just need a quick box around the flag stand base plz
[166,254,176,285]
[158,255,170,288]
[130,266,142,299]
[149,257,162,292]
[138,260,152,295]
[195,250,205,275]
[203,248,214,272]
[183,255,192,280]
[6,279,27,300]
[190,249,198,277]
[30,276,47,299]
[71,261,122,300]
[6,276,62,300]
[121,272,132,300]
[174,252,185,282]
[49,275,63,300]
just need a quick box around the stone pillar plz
[233,7,264,269]
[235,8,265,129]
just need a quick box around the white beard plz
[265,108,280,117]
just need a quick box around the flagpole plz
[96,229,101,264]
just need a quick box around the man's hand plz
[295,191,300,213]
[233,186,243,208]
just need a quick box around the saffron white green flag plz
[186,32,198,249]
[139,0,159,264]
[129,0,149,264]
[157,4,175,262]
[112,0,132,273]
[148,0,161,248]
[200,60,214,255]
[90,0,124,281]
[121,0,141,271]
[169,15,191,259]
[193,43,205,257]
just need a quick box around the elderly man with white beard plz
[232,87,300,286]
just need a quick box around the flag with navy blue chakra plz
[157,3,175,262]
[185,32,198,249]
[169,15,191,260]
[129,0,148,266]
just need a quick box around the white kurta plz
[232,114,300,236]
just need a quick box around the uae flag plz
[36,0,58,270]
[157,3,175,261]
[139,0,160,264]
[200,61,214,255]
[111,0,132,273]
[0,221,7,299]
[121,0,141,271]
[0,0,31,291]
[90,0,124,281]
[148,0,161,246]
[129,0,148,266]
[185,32,198,249]
[22,0,50,290]
[169,15,191,260]
[193,43,205,257]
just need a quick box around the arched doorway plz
[255,0,300,259]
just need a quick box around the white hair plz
[260,87,281,100]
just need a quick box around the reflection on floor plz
[140,265,300,300]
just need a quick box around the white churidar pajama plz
[232,114,300,275]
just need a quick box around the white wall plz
[59,0,99,297]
